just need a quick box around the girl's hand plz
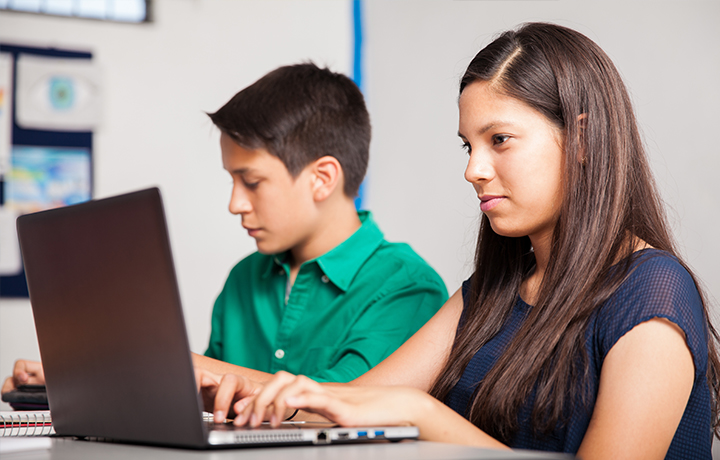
[233,370,509,450]
[234,370,429,429]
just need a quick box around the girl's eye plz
[492,134,510,145]
[242,180,260,189]
[461,142,472,155]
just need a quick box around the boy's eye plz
[492,134,510,145]
[243,180,260,189]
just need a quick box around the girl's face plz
[459,81,565,247]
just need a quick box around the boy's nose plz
[229,187,252,215]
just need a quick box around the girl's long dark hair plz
[429,22,720,443]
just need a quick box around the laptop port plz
[315,430,330,444]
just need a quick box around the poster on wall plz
[16,55,101,132]
[0,44,95,297]
[4,145,92,213]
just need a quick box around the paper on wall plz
[16,54,101,131]
[0,53,12,176]
[0,207,21,276]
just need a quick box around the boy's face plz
[220,133,318,255]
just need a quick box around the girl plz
[202,22,719,458]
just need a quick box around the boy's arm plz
[192,353,275,383]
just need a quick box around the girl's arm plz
[235,372,508,449]
[234,314,694,457]
[205,288,464,420]
[576,317,694,459]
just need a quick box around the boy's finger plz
[1,376,16,394]
[213,374,242,423]
[13,360,44,384]
[13,363,28,384]
[196,368,220,389]
[195,369,221,413]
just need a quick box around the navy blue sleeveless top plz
[445,249,712,457]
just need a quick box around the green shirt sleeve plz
[309,276,447,382]
[204,288,225,360]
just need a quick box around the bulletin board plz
[0,43,97,298]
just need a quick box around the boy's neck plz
[288,197,362,284]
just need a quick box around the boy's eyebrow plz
[228,167,256,175]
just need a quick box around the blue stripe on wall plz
[352,0,363,92]
[352,0,366,210]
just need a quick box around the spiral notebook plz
[16,188,419,449]
[0,411,54,437]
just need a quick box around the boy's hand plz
[1,360,45,394]
[194,367,263,423]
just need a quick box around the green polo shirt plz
[204,211,447,382]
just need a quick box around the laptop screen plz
[18,188,208,447]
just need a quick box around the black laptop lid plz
[17,188,207,447]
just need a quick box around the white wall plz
[0,0,352,409]
[0,0,718,435]
[363,0,720,303]
[361,5,719,454]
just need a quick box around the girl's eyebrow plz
[458,121,514,139]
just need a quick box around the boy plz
[2,63,447,395]
[193,63,447,383]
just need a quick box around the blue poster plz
[5,145,91,213]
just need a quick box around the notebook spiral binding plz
[0,411,55,437]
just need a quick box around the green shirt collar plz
[265,211,384,292]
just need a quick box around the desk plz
[1,437,573,459]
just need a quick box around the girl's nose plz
[464,150,493,184]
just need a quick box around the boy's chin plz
[255,241,289,256]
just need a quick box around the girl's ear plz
[577,113,588,165]
[310,156,342,202]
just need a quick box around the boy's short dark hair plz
[208,63,370,197]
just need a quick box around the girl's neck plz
[520,234,552,306]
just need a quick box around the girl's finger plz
[241,371,296,427]
[284,391,349,425]
[271,375,325,425]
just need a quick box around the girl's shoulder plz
[592,248,707,369]
[605,248,700,311]
[620,247,694,288]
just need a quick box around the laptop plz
[16,187,419,449]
